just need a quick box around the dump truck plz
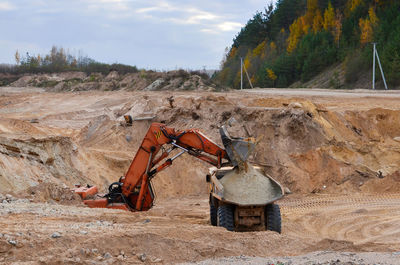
[74,122,283,232]
[207,126,283,232]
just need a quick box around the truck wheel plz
[210,203,217,226]
[217,205,234,231]
[265,204,281,233]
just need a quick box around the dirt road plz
[1,87,400,264]
[245,88,400,98]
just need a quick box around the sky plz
[0,0,274,70]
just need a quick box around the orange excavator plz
[74,122,234,211]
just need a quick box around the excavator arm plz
[81,123,231,211]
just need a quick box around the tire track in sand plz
[280,194,400,247]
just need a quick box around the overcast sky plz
[0,0,273,70]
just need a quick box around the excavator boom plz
[79,123,231,211]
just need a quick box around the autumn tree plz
[359,18,373,44]
[266,68,277,81]
[334,10,343,46]
[306,0,318,16]
[368,7,378,25]
[312,9,324,33]
[287,18,304,53]
[303,0,319,33]
[359,6,378,45]
[287,0,325,52]
[350,0,363,12]
[323,2,335,31]
[229,47,237,58]
[244,55,252,71]
[270,41,277,51]
[252,41,267,58]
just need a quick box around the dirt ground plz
[1,194,399,264]
[0,87,400,264]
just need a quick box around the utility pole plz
[372,43,376,90]
[243,63,254,89]
[372,43,388,90]
[240,57,243,90]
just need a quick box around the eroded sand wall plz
[1,90,400,201]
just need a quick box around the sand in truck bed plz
[219,164,280,205]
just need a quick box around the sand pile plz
[0,134,85,194]
[25,182,82,204]
[219,164,280,205]
[7,70,217,91]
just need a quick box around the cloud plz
[136,1,175,13]
[0,1,15,11]
[200,21,243,35]
[217,21,243,32]
[166,11,219,25]
[134,1,242,34]
[85,0,132,13]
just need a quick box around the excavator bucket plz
[73,184,98,200]
[219,125,256,167]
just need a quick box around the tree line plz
[215,0,400,89]
[0,46,138,75]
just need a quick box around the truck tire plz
[210,203,217,226]
[217,205,234,231]
[265,204,281,233]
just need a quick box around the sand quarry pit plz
[0,87,400,264]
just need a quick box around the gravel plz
[0,201,124,217]
[180,251,400,265]
[51,232,61,238]
[7,239,17,246]
[137,253,147,262]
